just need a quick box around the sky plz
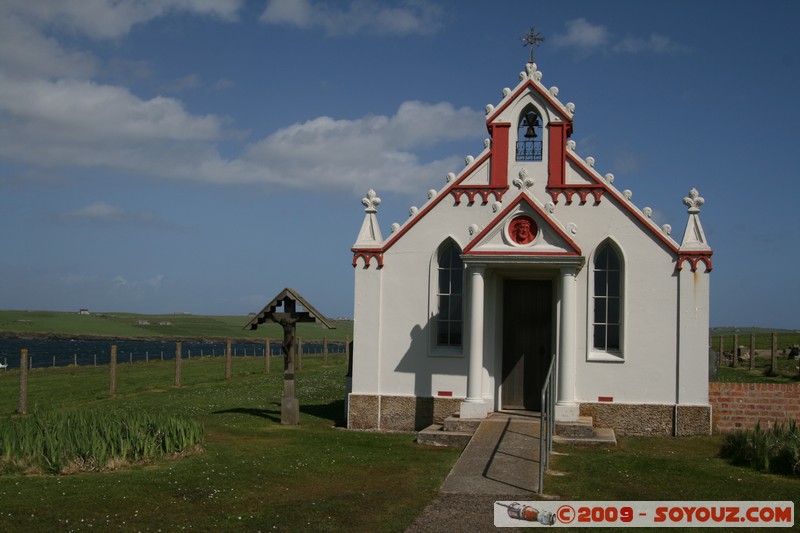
[1,0,798,328]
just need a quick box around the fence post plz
[52,355,56,368]
[74,354,77,366]
[749,333,756,371]
[175,341,182,387]
[345,336,350,366]
[297,337,303,370]
[18,349,28,415]
[717,336,724,368]
[265,337,271,375]
[109,345,117,399]
[770,332,778,375]
[226,339,232,381]
[732,333,739,367]
[323,337,328,366]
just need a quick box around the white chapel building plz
[347,61,712,436]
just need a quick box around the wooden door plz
[501,279,553,411]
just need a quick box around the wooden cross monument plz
[243,288,334,425]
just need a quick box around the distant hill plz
[0,310,352,342]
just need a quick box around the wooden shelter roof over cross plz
[243,287,335,331]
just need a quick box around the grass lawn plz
[545,437,799,530]
[0,356,459,532]
[717,355,800,383]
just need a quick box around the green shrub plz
[721,420,800,477]
[0,410,203,474]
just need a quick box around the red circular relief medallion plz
[509,215,537,245]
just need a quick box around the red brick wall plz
[709,382,800,432]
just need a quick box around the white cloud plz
[1,0,243,39]
[0,2,243,81]
[551,18,610,52]
[61,202,157,225]
[237,101,484,193]
[613,33,687,54]
[0,14,97,80]
[112,274,166,291]
[552,18,686,57]
[260,0,443,36]
[0,0,473,196]
[0,75,226,168]
[2,74,482,193]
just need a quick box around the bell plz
[524,113,539,138]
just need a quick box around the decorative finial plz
[521,26,545,64]
[683,188,704,214]
[362,189,381,213]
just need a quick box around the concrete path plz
[406,413,543,532]
[441,412,542,494]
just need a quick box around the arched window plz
[516,107,543,162]
[436,243,464,347]
[592,243,621,352]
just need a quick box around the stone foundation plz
[579,402,711,436]
[349,396,712,436]
[347,394,462,431]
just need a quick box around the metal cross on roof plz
[521,26,545,64]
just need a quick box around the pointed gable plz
[244,287,335,330]
[463,192,580,258]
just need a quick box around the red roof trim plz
[450,186,508,205]
[463,193,582,256]
[562,152,680,254]
[486,79,573,127]
[465,250,580,257]
[351,250,384,268]
[372,150,493,255]
[546,184,605,205]
[677,251,713,272]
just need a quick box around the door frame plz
[492,271,559,413]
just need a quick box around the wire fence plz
[0,337,349,370]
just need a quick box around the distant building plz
[348,60,712,437]
[78,309,90,315]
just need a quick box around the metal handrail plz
[538,356,557,493]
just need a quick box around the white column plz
[460,265,488,419]
[556,265,579,421]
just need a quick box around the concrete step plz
[554,426,617,446]
[417,424,473,448]
[442,414,483,433]
[555,416,595,438]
